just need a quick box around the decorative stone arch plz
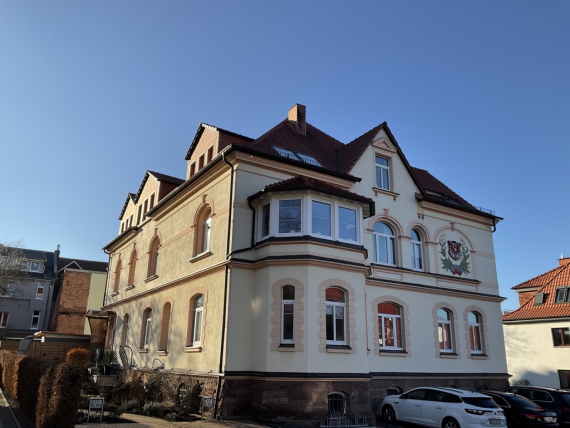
[371,295,412,357]
[432,302,461,358]
[433,226,476,278]
[463,305,490,359]
[270,278,305,352]
[367,214,405,266]
[158,297,174,354]
[406,221,431,242]
[147,231,162,278]
[139,304,156,351]
[192,197,215,257]
[192,196,216,226]
[185,286,209,349]
[318,279,357,353]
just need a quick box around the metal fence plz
[320,411,376,428]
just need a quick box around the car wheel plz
[382,405,396,424]
[442,417,460,428]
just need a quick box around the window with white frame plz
[373,222,395,265]
[0,312,9,328]
[468,311,483,353]
[36,282,45,299]
[326,288,346,345]
[30,261,41,272]
[190,295,204,347]
[378,302,402,350]
[312,201,331,237]
[261,203,270,238]
[375,156,390,190]
[31,310,40,330]
[338,207,357,242]
[200,209,212,253]
[281,286,295,344]
[279,199,302,234]
[437,309,453,352]
[142,308,152,349]
[411,229,423,270]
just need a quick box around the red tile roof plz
[503,262,570,321]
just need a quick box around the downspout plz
[214,152,235,419]
[491,217,496,233]
[247,199,256,248]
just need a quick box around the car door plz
[421,390,454,426]
[398,389,428,423]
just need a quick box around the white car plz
[379,387,507,428]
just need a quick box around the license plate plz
[489,419,504,425]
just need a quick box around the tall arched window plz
[199,208,211,254]
[128,250,137,286]
[158,302,171,352]
[141,308,152,350]
[468,311,483,353]
[378,302,402,350]
[373,222,395,265]
[113,259,122,293]
[188,294,204,347]
[121,313,130,346]
[326,288,346,345]
[148,237,160,278]
[437,309,453,352]
[281,286,295,344]
[410,229,423,271]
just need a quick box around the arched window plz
[328,392,347,415]
[158,302,172,352]
[468,311,483,353]
[411,229,423,271]
[148,237,160,278]
[128,250,137,286]
[373,222,395,265]
[326,288,346,345]
[378,302,402,350]
[437,309,453,352]
[199,208,211,254]
[113,259,122,293]
[282,286,295,344]
[141,308,152,350]
[189,294,204,347]
[121,313,130,346]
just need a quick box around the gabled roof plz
[119,171,184,220]
[412,167,477,212]
[184,123,254,161]
[503,261,570,321]
[337,122,387,174]
[58,257,108,273]
[248,176,375,218]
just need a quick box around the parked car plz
[379,387,506,428]
[481,391,558,427]
[502,386,570,425]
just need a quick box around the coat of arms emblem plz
[439,234,470,276]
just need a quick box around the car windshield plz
[462,397,500,408]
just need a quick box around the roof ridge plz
[512,264,567,289]
[248,119,289,150]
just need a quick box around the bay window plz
[312,201,331,237]
[279,199,302,234]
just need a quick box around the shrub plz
[17,357,56,421]
[0,351,24,399]
[122,399,141,412]
[142,401,168,417]
[66,348,90,367]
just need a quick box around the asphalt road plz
[0,390,18,428]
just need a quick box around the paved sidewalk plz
[76,414,273,428]
[0,389,19,428]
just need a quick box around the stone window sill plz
[189,251,212,263]
[372,187,400,200]
[137,348,149,353]
[157,350,168,356]
[125,285,135,291]
[144,274,158,283]
[326,344,352,353]
[184,346,202,353]
[440,352,459,359]
[379,350,408,357]
[110,291,119,297]
[471,353,488,360]
[279,344,295,352]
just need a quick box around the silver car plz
[379,387,507,428]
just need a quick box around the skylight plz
[272,146,322,167]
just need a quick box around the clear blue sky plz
[1,1,568,309]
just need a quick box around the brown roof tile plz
[412,167,476,210]
[58,257,108,272]
[337,123,386,174]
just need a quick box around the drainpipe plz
[214,152,235,419]
[491,217,496,233]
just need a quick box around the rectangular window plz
[36,282,45,300]
[326,305,345,343]
[190,163,196,177]
[0,312,9,328]
[552,328,570,346]
[144,317,151,349]
[129,215,133,228]
[312,201,331,237]
[261,204,270,237]
[150,194,155,209]
[2,284,14,297]
[193,309,202,345]
[198,154,205,170]
[279,199,302,234]
[31,310,40,329]
[137,205,142,225]
[207,146,214,163]
[559,370,570,389]
[143,200,148,217]
[555,287,570,303]
[375,156,390,190]
[338,207,357,242]
[30,262,41,272]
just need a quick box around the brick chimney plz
[559,255,570,267]
[288,104,306,135]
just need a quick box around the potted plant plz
[102,350,118,375]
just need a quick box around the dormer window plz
[555,287,570,303]
[271,146,322,167]
[295,153,321,167]
[30,262,41,272]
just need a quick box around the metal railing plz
[320,412,376,428]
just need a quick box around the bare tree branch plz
[0,240,29,299]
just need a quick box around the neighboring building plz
[102,104,508,421]
[49,255,108,335]
[0,248,56,338]
[503,257,570,389]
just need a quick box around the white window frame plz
[192,295,204,347]
[0,312,9,328]
[277,198,303,237]
[200,216,211,253]
[326,289,346,345]
[468,312,483,354]
[373,223,396,266]
[31,310,40,330]
[438,309,453,353]
[375,156,390,191]
[310,199,332,238]
[259,202,271,240]
[281,286,295,344]
[30,261,41,272]
[36,282,45,300]
[378,304,403,350]
[337,205,358,244]
[143,310,152,349]
[411,229,423,271]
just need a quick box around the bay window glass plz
[411,229,423,270]
[378,302,402,349]
[312,201,331,237]
[375,156,390,190]
[438,309,453,352]
[468,312,483,353]
[279,199,301,233]
[326,288,346,344]
[282,286,295,343]
[338,207,357,242]
[261,204,270,237]
[373,222,395,265]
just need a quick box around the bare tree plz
[0,241,28,299]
